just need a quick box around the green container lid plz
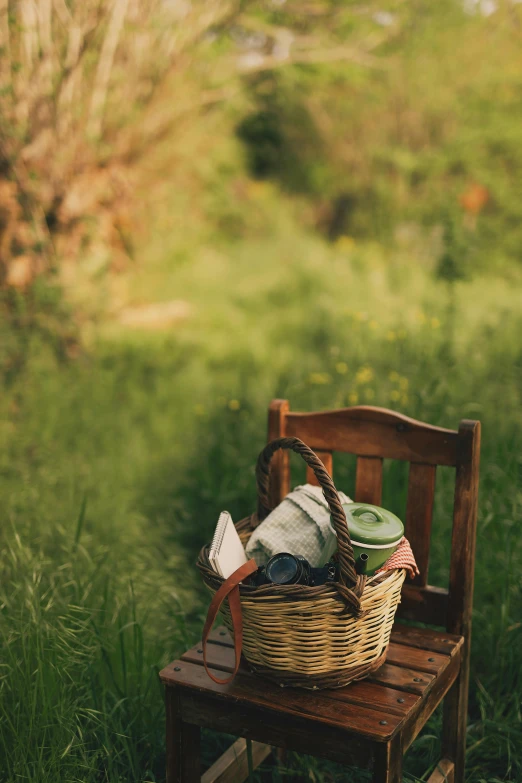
[341,503,404,546]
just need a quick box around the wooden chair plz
[160,400,481,783]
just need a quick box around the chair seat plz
[160,624,464,753]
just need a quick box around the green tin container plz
[324,503,404,575]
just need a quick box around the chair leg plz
[373,736,403,783]
[165,686,201,783]
[442,660,469,783]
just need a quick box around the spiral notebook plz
[209,511,248,579]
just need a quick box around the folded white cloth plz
[246,483,353,567]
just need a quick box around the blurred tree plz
[2,0,522,292]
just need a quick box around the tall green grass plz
[1,233,521,781]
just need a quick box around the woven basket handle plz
[255,436,359,590]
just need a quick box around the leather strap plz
[202,559,258,685]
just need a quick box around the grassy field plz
[2,2,522,781]
[1,205,522,782]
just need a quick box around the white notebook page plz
[209,511,248,579]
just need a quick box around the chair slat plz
[405,462,437,587]
[442,421,481,779]
[368,664,434,696]
[390,625,462,657]
[396,584,448,627]
[201,738,271,783]
[183,639,420,718]
[306,450,333,485]
[385,643,448,675]
[447,421,481,637]
[285,407,458,466]
[267,399,290,506]
[426,759,455,783]
[163,659,404,740]
[355,456,383,504]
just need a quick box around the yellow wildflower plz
[431,317,441,329]
[386,330,397,342]
[348,392,358,405]
[336,362,348,375]
[399,377,409,391]
[355,366,374,385]
[336,235,356,252]
[415,310,426,324]
[390,389,401,402]
[228,399,241,411]
[193,404,206,416]
[369,320,378,330]
[308,372,331,385]
[389,371,400,382]
[247,180,270,198]
[401,394,409,406]
[354,311,368,322]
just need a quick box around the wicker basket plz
[197,437,406,689]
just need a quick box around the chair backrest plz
[267,399,481,640]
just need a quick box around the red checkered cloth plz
[376,537,419,580]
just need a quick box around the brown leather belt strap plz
[202,559,258,685]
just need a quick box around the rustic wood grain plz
[442,420,481,783]
[165,687,200,783]
[165,687,178,783]
[385,642,449,676]
[368,663,434,696]
[355,455,383,504]
[162,659,404,740]
[181,642,234,671]
[179,688,375,769]
[267,399,290,506]
[426,758,455,783]
[405,462,437,586]
[284,406,458,466]
[201,738,271,783]
[402,650,461,751]
[373,734,403,783]
[390,625,463,657]
[323,681,419,717]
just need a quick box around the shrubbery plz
[2,1,522,301]
[0,0,236,287]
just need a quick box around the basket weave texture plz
[197,437,406,689]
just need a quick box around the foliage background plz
[1,1,521,781]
